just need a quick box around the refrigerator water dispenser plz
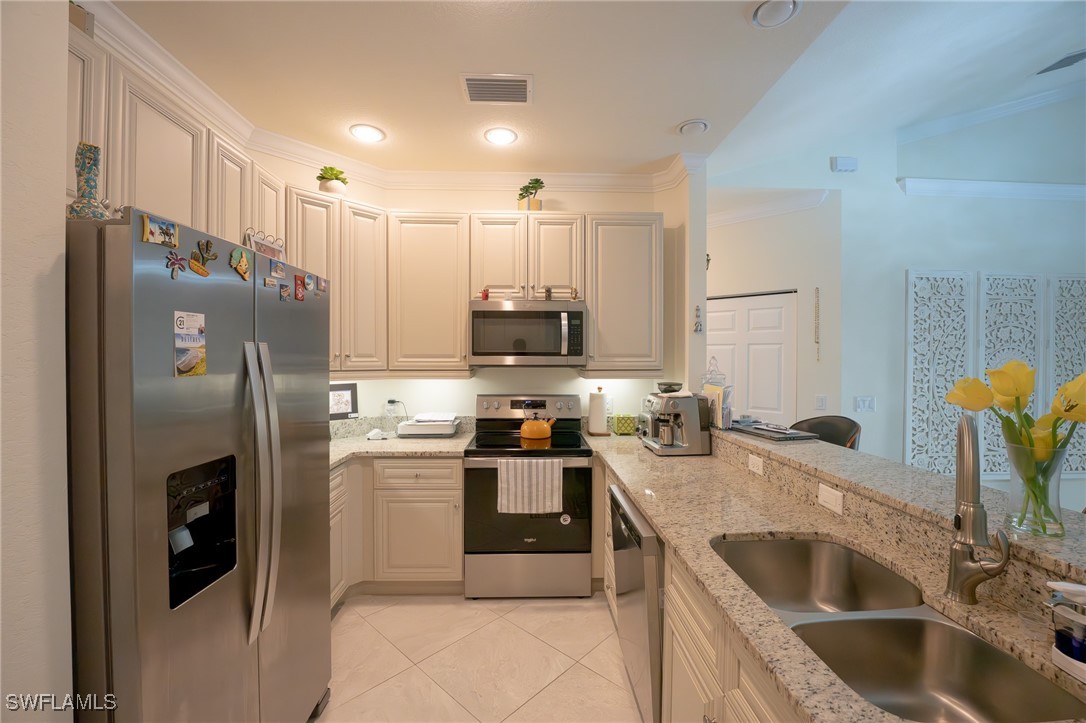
[167,455,237,608]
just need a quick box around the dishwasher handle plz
[609,485,661,557]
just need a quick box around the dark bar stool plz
[791,415,862,450]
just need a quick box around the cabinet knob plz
[606,530,612,538]
[703,716,716,723]
[333,352,339,358]
[454,503,460,510]
[414,472,420,478]
[530,284,535,290]
[345,353,351,358]
[605,583,613,591]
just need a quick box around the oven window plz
[464,467,592,553]
[472,311,563,356]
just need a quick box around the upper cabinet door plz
[528,214,584,300]
[341,201,388,371]
[206,131,251,246]
[585,214,663,370]
[470,214,527,300]
[108,61,206,228]
[388,213,469,370]
[287,187,339,278]
[287,187,340,368]
[67,28,107,202]
[252,163,286,241]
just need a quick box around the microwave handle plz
[560,312,569,355]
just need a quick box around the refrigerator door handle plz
[257,342,284,631]
[244,342,272,645]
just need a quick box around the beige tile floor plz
[317,592,642,723]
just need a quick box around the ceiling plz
[708,0,1086,179]
[114,0,845,175]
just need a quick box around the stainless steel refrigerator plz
[66,208,331,721]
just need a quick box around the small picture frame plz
[244,228,286,260]
[329,383,359,420]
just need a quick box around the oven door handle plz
[464,456,593,469]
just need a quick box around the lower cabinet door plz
[662,612,723,723]
[374,489,463,581]
[329,487,348,606]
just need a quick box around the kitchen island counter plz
[589,431,1086,722]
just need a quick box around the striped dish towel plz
[497,458,563,514]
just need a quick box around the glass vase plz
[1004,442,1068,537]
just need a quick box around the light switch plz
[815,395,827,411]
[854,396,876,413]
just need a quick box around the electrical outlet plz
[748,453,764,476]
[818,483,844,515]
[814,395,827,411]
[605,397,613,415]
[854,396,876,413]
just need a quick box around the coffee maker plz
[637,393,712,456]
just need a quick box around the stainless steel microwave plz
[468,300,588,366]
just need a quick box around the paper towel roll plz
[588,389,608,435]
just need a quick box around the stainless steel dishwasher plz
[609,485,663,723]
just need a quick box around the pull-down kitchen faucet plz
[945,415,1011,604]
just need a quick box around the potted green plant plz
[517,178,545,211]
[316,166,349,194]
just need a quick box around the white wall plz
[707,192,843,424]
[710,111,1085,462]
[1,1,74,716]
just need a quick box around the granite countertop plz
[330,431,473,467]
[589,432,1086,722]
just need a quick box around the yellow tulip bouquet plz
[946,361,1085,536]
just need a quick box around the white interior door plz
[707,293,797,426]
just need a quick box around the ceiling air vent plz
[461,74,533,104]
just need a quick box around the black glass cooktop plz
[464,431,593,457]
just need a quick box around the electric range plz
[462,394,593,598]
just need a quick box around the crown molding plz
[85,0,254,143]
[897,177,1086,201]
[897,84,1085,145]
[707,189,830,227]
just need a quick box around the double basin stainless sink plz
[711,538,1086,722]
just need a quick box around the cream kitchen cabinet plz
[470,213,526,300]
[67,26,107,203]
[662,555,725,723]
[528,213,585,300]
[388,212,470,371]
[603,469,618,622]
[287,187,340,368]
[206,131,251,246]
[339,201,388,372]
[107,59,207,228]
[585,213,663,372]
[372,459,463,581]
[251,163,286,240]
[661,554,792,723]
[330,465,349,607]
[469,213,584,301]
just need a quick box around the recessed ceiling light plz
[751,0,799,28]
[678,119,711,136]
[349,124,386,143]
[484,127,518,145]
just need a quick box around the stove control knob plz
[493,401,501,409]
[482,401,490,410]
[555,401,564,410]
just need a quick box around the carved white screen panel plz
[979,274,1044,476]
[905,271,975,475]
[1049,276,1086,473]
